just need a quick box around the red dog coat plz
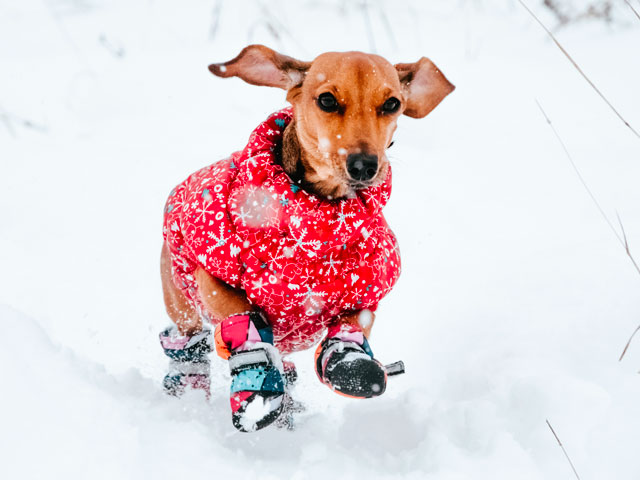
[163,108,401,354]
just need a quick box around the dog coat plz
[163,108,401,354]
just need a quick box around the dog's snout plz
[346,153,378,182]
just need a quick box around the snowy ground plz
[2,0,640,478]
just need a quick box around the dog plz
[159,45,454,431]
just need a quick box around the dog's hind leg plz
[160,242,202,335]
[159,243,214,396]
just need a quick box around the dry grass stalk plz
[619,325,640,362]
[519,0,640,140]
[535,101,640,361]
[623,0,640,21]
[546,419,581,480]
[616,214,640,362]
[535,100,624,248]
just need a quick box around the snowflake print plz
[289,228,321,256]
[206,224,228,251]
[236,206,253,226]
[251,278,269,296]
[329,202,357,234]
[322,252,343,276]
[288,197,307,214]
[194,199,216,224]
[295,285,328,310]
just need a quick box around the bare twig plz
[623,0,640,22]
[209,0,223,40]
[616,212,640,276]
[43,0,93,72]
[519,0,640,140]
[98,34,125,59]
[619,325,640,361]
[546,420,581,480]
[536,101,640,361]
[535,100,625,248]
[543,0,570,25]
[0,106,48,137]
[376,0,398,51]
[0,105,16,137]
[361,0,377,53]
[617,212,640,362]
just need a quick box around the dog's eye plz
[381,97,400,114]
[317,93,339,113]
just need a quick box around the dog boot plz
[315,323,387,398]
[214,311,285,432]
[159,325,212,397]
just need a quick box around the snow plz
[239,394,283,432]
[2,0,640,478]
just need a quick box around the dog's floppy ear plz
[209,45,311,90]
[395,57,455,118]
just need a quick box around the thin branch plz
[519,0,640,140]
[376,0,398,51]
[209,0,223,40]
[43,0,93,72]
[623,0,640,22]
[0,106,48,137]
[536,101,640,361]
[616,212,640,276]
[98,34,125,59]
[546,420,581,480]
[619,325,640,361]
[361,0,377,53]
[0,105,16,138]
[535,100,625,248]
[616,214,640,362]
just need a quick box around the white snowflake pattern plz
[329,202,357,234]
[251,278,269,296]
[206,224,229,251]
[288,198,307,214]
[294,285,328,311]
[322,252,343,276]
[236,206,253,226]
[289,228,322,256]
[194,199,216,224]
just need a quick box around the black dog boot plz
[160,325,212,397]
[315,324,388,399]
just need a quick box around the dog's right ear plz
[395,57,455,118]
[209,45,311,90]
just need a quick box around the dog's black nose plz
[346,154,378,182]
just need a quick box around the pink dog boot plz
[315,324,390,399]
[159,325,212,397]
[215,312,286,432]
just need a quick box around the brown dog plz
[161,45,454,338]
[159,46,453,429]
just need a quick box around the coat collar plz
[229,108,392,253]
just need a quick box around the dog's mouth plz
[348,180,375,191]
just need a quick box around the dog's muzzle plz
[346,153,378,182]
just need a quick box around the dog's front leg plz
[193,267,255,323]
[334,310,376,339]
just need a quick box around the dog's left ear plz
[395,57,455,118]
[209,44,311,90]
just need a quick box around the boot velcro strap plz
[228,349,272,376]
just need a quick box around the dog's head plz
[209,45,454,199]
